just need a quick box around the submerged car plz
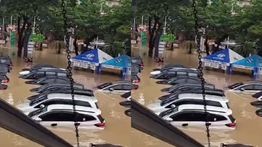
[28,104,105,129]
[159,104,236,129]
[159,88,225,101]
[0,74,9,83]
[0,84,8,90]
[150,66,196,76]
[25,76,70,85]
[148,93,230,113]
[156,76,202,85]
[97,81,138,94]
[27,88,94,101]
[0,56,12,71]
[152,64,185,71]
[151,69,198,80]
[161,83,215,93]
[131,57,144,69]
[228,82,262,94]
[18,93,99,113]
[30,83,84,93]
[0,63,9,73]
[131,74,141,84]
[20,69,67,79]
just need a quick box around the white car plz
[97,81,138,94]
[159,104,236,129]
[19,67,66,76]
[17,93,99,114]
[228,82,262,94]
[28,104,105,130]
[150,68,197,76]
[148,94,230,113]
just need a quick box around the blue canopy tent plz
[202,48,243,73]
[72,48,113,72]
[101,55,131,77]
[232,55,262,77]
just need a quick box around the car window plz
[240,85,254,90]
[40,112,70,121]
[171,112,206,121]
[46,72,56,76]
[188,73,198,76]
[35,99,92,108]
[122,84,131,90]
[166,100,222,108]
[177,72,187,76]
[40,112,95,121]
[253,84,262,90]
[37,71,45,77]
[207,114,227,121]
[57,73,67,77]
[112,84,123,90]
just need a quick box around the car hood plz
[16,102,31,112]
[150,71,161,75]
[147,101,162,111]
[19,71,30,76]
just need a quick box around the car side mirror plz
[165,117,172,122]
[35,117,42,122]
[40,104,45,108]
[170,104,176,108]
[109,88,114,91]
[240,88,245,91]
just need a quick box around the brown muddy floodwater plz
[0,48,171,147]
[132,47,262,146]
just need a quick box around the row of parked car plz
[227,81,262,117]
[17,64,106,130]
[148,64,237,130]
[0,56,12,90]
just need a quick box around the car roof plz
[46,104,101,115]
[171,83,214,89]
[177,104,232,114]
[178,94,228,101]
[46,93,97,102]
[115,80,130,84]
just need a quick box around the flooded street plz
[1,47,262,147]
[132,47,262,146]
[0,48,170,147]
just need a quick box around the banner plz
[10,32,16,48]
[141,32,147,48]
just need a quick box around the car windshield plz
[30,96,47,106]
[228,82,243,89]
[28,107,47,117]
[97,83,112,89]
[159,107,178,117]
[160,94,179,106]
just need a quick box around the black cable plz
[61,0,80,147]
[192,0,211,147]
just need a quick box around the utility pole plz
[163,16,167,35]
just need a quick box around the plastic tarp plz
[202,48,243,70]
[232,55,262,70]
[101,55,131,70]
[72,49,112,70]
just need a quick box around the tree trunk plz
[204,35,210,55]
[57,42,61,54]
[39,43,43,51]
[82,34,97,54]
[188,42,193,54]
[17,16,28,57]
[23,23,32,58]
[148,16,160,57]
[73,36,79,56]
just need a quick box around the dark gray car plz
[30,83,84,93]
[161,83,215,93]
